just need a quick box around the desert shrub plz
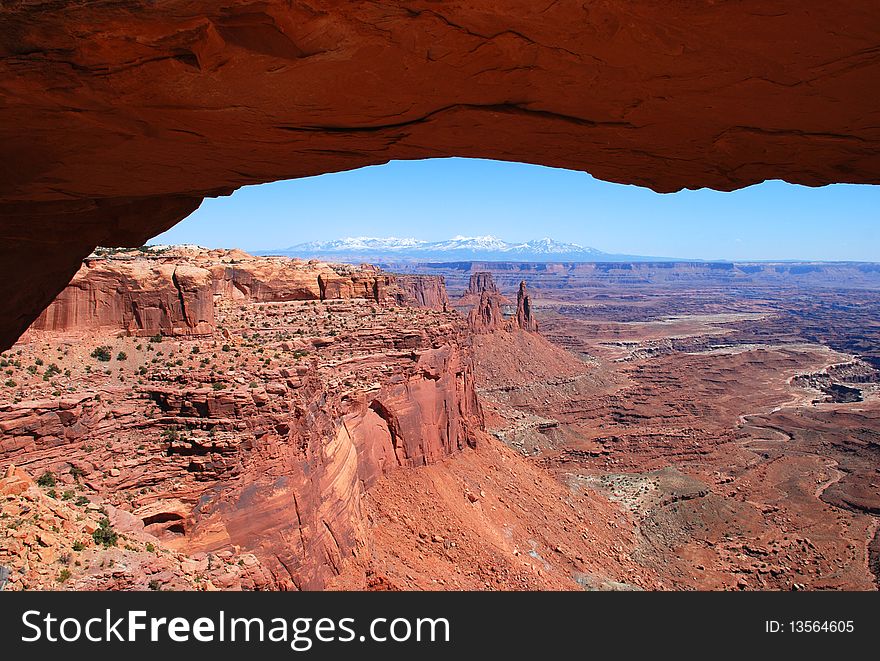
[116,351,127,361]
[149,334,163,343]
[90,346,112,362]
[37,471,56,488]
[92,517,118,548]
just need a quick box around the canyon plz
[0,250,642,590]
[2,253,879,591]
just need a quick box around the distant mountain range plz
[258,236,671,262]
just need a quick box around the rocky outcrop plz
[468,272,500,296]
[468,291,505,334]
[1,2,878,349]
[31,260,215,337]
[466,277,537,334]
[3,285,482,589]
[387,275,449,311]
[459,271,511,308]
[26,250,451,337]
[212,260,327,301]
[515,281,538,333]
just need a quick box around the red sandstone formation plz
[468,272,500,296]
[1,251,485,589]
[5,250,880,591]
[468,291,505,334]
[515,281,538,333]
[466,278,538,335]
[1,1,878,348]
[459,271,511,308]
[26,249,449,338]
[31,259,215,337]
[388,275,450,312]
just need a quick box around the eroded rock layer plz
[27,248,449,337]
[1,1,879,347]
[2,252,483,589]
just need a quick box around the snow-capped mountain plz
[261,235,617,262]
[291,237,427,252]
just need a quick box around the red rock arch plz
[2,1,878,348]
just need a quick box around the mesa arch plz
[2,1,879,350]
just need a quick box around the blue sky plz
[152,157,879,261]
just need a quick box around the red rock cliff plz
[30,259,215,337]
[468,290,505,334]
[27,250,451,336]
[467,272,500,296]
[386,274,450,311]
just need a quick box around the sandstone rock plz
[1,2,877,349]
[514,281,538,333]
[387,275,450,311]
[468,291,505,334]
[24,251,452,338]
[468,273,500,296]
[31,260,214,337]
[0,465,34,496]
[107,504,147,534]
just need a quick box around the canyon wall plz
[31,260,215,336]
[144,338,481,589]
[387,274,450,311]
[409,261,880,293]
[4,258,481,589]
[28,251,449,337]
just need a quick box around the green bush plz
[92,517,118,548]
[90,346,112,362]
[37,471,56,488]
[116,351,127,361]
